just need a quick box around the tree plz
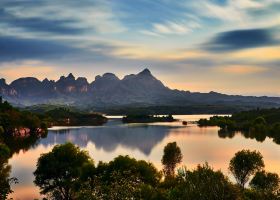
[0,143,17,199]
[34,143,94,200]
[78,155,161,200]
[169,163,239,200]
[250,170,280,197]
[162,142,182,177]
[229,150,264,189]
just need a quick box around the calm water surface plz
[8,115,280,200]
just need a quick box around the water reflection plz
[43,121,182,155]
[218,129,270,143]
[7,115,280,200]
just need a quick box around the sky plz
[0,0,280,96]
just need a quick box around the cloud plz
[0,8,85,35]
[142,19,200,36]
[0,36,120,63]
[0,0,126,38]
[215,65,268,75]
[197,0,264,22]
[0,36,81,61]
[203,28,279,52]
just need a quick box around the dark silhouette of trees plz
[0,144,17,199]
[229,150,264,189]
[249,170,280,199]
[34,143,94,200]
[162,142,182,177]
[169,163,239,200]
[32,142,280,200]
[78,155,161,200]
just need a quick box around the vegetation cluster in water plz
[198,108,280,144]
[122,114,176,123]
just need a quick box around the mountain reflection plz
[40,120,181,155]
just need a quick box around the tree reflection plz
[218,129,235,139]
[2,133,46,155]
[0,132,47,199]
[218,128,268,143]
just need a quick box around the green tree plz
[162,142,182,177]
[34,143,94,200]
[169,163,239,200]
[229,150,264,189]
[249,170,280,198]
[78,155,161,200]
[0,144,17,200]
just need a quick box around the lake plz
[8,115,280,200]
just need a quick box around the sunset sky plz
[0,0,279,96]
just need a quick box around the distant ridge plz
[1,69,280,109]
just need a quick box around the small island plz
[44,107,108,126]
[122,114,176,123]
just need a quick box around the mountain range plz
[1,69,280,111]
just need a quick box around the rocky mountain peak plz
[76,77,88,84]
[0,78,6,85]
[58,76,66,81]
[102,73,119,81]
[42,78,49,83]
[67,73,75,80]
[138,68,151,76]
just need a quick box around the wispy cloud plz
[0,0,126,38]
[142,19,200,36]
[215,65,268,75]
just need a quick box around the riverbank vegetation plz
[0,99,47,136]
[30,142,280,200]
[0,99,107,136]
[198,108,280,144]
[44,107,107,126]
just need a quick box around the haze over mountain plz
[1,69,280,110]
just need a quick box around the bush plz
[169,163,240,200]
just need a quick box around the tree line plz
[198,108,280,144]
[2,142,275,200]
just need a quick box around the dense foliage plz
[34,143,94,200]
[45,107,107,126]
[0,99,49,154]
[31,142,280,200]
[169,164,239,200]
[122,114,175,123]
[229,150,264,188]
[248,170,280,199]
[0,143,17,199]
[198,108,280,144]
[0,100,47,134]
